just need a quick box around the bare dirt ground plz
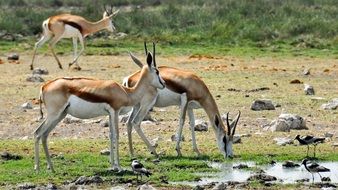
[0,53,337,149]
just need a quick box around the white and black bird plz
[131,160,152,181]
[295,135,325,157]
[302,158,330,183]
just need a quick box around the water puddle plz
[171,161,338,186]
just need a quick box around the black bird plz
[295,135,325,157]
[131,160,152,181]
[302,159,330,183]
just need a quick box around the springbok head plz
[215,111,241,158]
[103,5,119,32]
[129,42,165,89]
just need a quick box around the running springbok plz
[30,6,119,70]
[34,48,165,172]
[123,43,241,158]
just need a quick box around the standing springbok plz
[30,6,119,70]
[33,49,165,172]
[123,43,241,158]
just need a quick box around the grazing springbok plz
[123,43,241,158]
[33,49,165,172]
[30,6,119,70]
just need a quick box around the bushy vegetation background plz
[0,0,337,48]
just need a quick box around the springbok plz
[30,6,119,70]
[123,43,241,158]
[33,47,165,172]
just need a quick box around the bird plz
[295,135,325,157]
[131,160,152,181]
[302,159,330,183]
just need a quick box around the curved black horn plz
[144,42,148,55]
[153,42,156,67]
[231,111,241,136]
[103,5,108,14]
[226,112,231,135]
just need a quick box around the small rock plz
[324,132,334,138]
[46,183,58,190]
[1,152,22,160]
[295,178,309,183]
[21,102,33,109]
[321,98,338,110]
[251,99,275,111]
[74,175,103,185]
[7,53,19,60]
[194,119,208,132]
[303,68,310,75]
[63,115,82,124]
[233,134,241,144]
[273,137,293,146]
[247,173,277,183]
[193,185,205,190]
[290,79,302,84]
[212,182,227,190]
[304,84,315,95]
[32,68,49,75]
[171,134,185,142]
[266,113,307,132]
[282,160,300,168]
[100,149,110,155]
[26,74,44,82]
[137,184,157,190]
[233,164,249,169]
[100,120,109,127]
[17,182,36,189]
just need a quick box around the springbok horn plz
[226,112,231,136]
[103,5,108,14]
[153,42,156,67]
[144,42,148,55]
[231,111,241,136]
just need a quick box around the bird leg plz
[318,173,323,182]
[312,173,314,183]
[306,145,310,157]
[313,144,317,158]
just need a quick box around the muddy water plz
[171,161,338,186]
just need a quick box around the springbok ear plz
[129,52,143,68]
[214,115,220,127]
[146,52,153,69]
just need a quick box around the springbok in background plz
[34,47,165,172]
[123,42,241,158]
[30,6,119,70]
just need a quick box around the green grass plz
[1,139,337,188]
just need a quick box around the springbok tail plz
[39,86,44,120]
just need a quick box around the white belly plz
[154,88,181,107]
[67,95,109,119]
[62,25,81,38]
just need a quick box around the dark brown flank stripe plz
[68,87,110,104]
[163,77,187,94]
[61,20,84,35]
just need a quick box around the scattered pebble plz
[290,79,303,84]
[304,84,315,95]
[321,98,338,110]
[26,74,44,82]
[7,53,19,60]
[0,151,22,161]
[303,68,310,75]
[32,68,49,75]
[171,134,185,142]
[251,99,275,111]
[282,160,300,168]
[233,164,249,169]
[21,102,33,109]
[100,149,110,155]
[194,119,208,132]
